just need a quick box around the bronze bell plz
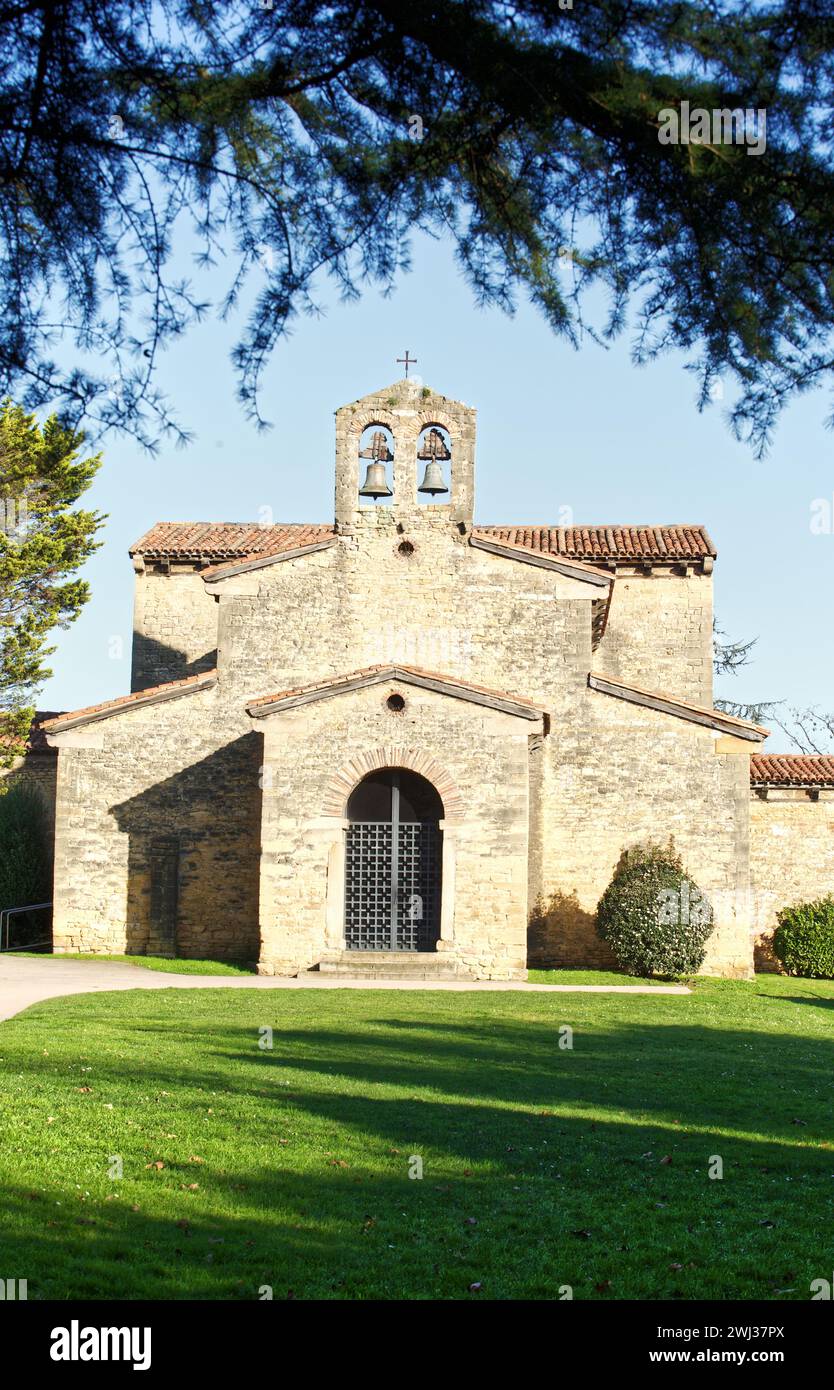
[359,461,393,498]
[417,460,448,495]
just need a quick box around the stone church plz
[30,377,834,979]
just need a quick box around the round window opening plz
[387,693,406,713]
[397,539,415,557]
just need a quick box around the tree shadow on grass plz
[762,994,834,1011]
[10,1005,834,1141]
[2,1000,834,1300]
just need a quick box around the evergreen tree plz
[0,401,103,766]
[0,1,830,449]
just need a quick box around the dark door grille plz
[345,822,394,950]
[345,817,442,952]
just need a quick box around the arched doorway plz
[345,769,443,951]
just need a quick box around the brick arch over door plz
[322,747,464,823]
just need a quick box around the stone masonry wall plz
[51,686,261,961]
[217,527,595,709]
[533,691,754,977]
[749,790,834,968]
[131,565,219,692]
[256,683,535,979]
[52,519,596,969]
[595,568,714,707]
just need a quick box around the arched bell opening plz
[416,425,451,504]
[344,769,443,952]
[358,424,395,508]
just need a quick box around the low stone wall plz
[749,789,834,969]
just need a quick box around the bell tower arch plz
[334,377,476,533]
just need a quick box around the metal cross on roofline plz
[396,350,417,377]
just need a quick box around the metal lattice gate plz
[345,819,442,951]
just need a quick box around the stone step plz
[317,952,466,980]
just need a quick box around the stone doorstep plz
[317,950,472,980]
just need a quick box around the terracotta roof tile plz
[750,755,834,787]
[469,533,612,582]
[131,523,335,560]
[201,535,337,580]
[131,522,716,564]
[42,670,217,734]
[476,525,715,561]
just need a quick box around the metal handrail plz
[0,902,52,951]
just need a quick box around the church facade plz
[39,377,834,979]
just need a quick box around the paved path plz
[0,955,689,1023]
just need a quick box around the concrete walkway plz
[0,955,689,1023]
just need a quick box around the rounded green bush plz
[595,840,713,979]
[772,898,834,979]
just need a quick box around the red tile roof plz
[131,523,334,560]
[131,522,716,564]
[202,536,337,581]
[750,755,834,787]
[469,533,612,584]
[41,670,217,733]
[475,525,715,561]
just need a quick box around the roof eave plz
[203,538,337,583]
[589,672,769,742]
[42,671,218,735]
[247,664,545,722]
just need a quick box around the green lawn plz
[1,975,832,1300]
[528,967,673,986]
[12,953,254,976]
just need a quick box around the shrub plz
[0,783,52,948]
[772,898,834,979]
[595,839,713,978]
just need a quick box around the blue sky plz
[41,231,833,750]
